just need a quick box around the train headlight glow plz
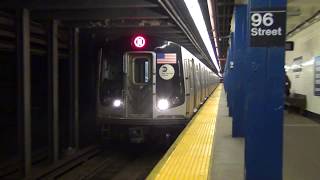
[113,99,122,107]
[158,99,169,110]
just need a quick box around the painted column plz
[227,33,235,117]
[245,0,286,179]
[232,5,248,137]
[224,45,230,105]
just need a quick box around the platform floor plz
[210,87,244,180]
[148,85,222,179]
[148,84,320,179]
[211,90,320,180]
[283,111,320,180]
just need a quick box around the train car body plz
[96,35,219,141]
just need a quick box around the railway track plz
[31,143,167,180]
[1,136,174,180]
[1,143,167,180]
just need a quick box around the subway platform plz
[147,84,320,180]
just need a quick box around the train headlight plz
[113,99,122,107]
[158,99,169,110]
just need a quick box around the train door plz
[192,60,199,110]
[204,70,207,97]
[207,72,210,93]
[188,59,195,116]
[204,69,208,98]
[199,66,203,102]
[124,52,155,118]
[183,59,189,117]
[196,64,201,108]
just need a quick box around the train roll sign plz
[250,9,286,47]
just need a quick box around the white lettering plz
[251,13,262,27]
[265,29,271,35]
[251,28,258,36]
[258,28,265,35]
[278,27,282,35]
[251,12,275,27]
[263,13,274,26]
[272,29,278,35]
[251,27,283,36]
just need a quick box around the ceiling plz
[209,0,320,72]
[207,0,234,72]
[0,0,219,73]
[287,0,320,34]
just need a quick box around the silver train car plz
[97,35,219,141]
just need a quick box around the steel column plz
[67,28,80,151]
[227,32,235,116]
[68,44,73,150]
[16,8,32,176]
[232,5,248,137]
[72,28,79,149]
[48,20,59,162]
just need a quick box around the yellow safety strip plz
[147,85,222,180]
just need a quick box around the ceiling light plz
[184,0,220,72]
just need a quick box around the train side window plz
[133,57,150,84]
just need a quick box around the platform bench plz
[285,93,307,114]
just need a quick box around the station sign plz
[250,8,286,47]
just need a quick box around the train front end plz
[97,35,187,142]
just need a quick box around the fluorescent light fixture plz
[301,59,314,67]
[184,0,220,72]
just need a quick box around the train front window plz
[133,58,150,84]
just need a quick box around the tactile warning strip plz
[147,85,222,180]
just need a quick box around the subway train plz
[96,35,219,142]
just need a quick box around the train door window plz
[133,57,150,84]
